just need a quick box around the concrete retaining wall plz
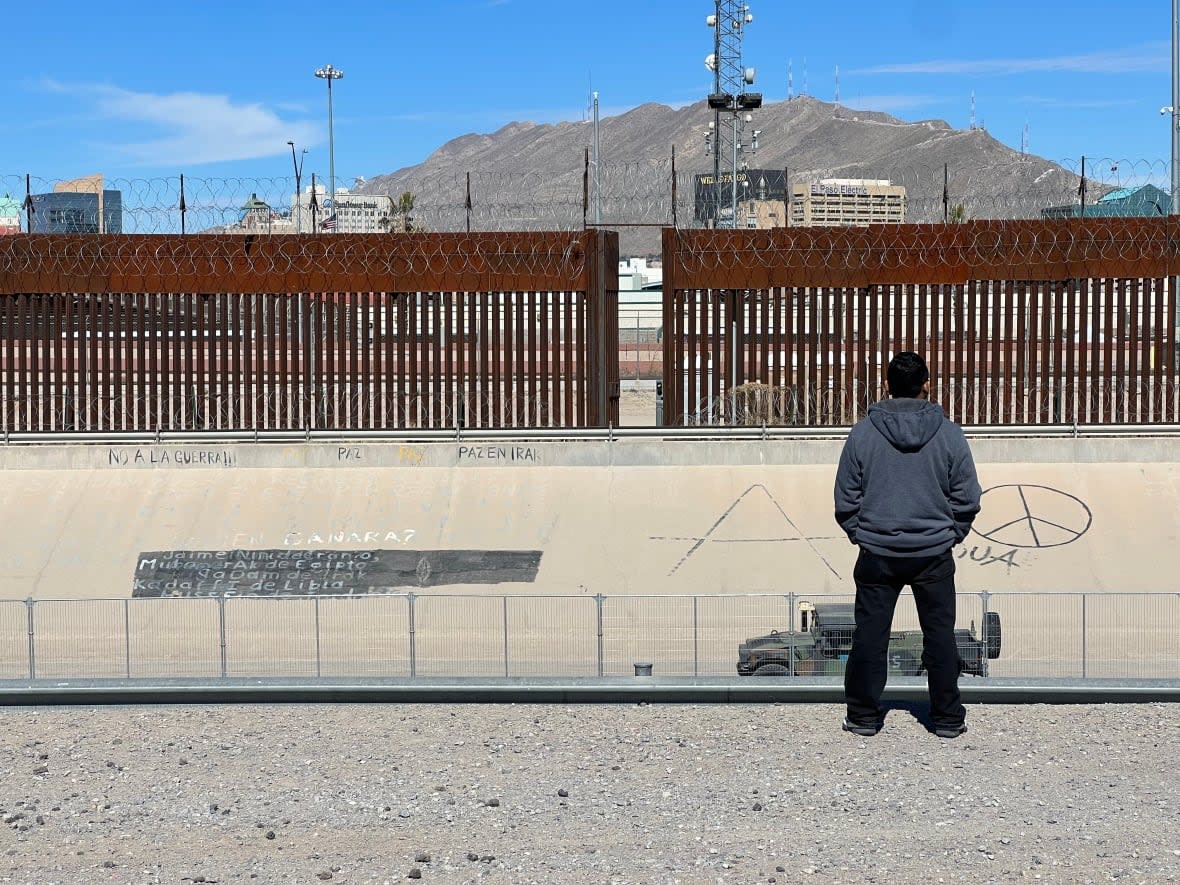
[0,435,1174,601]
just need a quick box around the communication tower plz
[704,1,761,227]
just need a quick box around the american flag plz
[321,212,338,231]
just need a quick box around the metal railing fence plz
[3,592,1177,681]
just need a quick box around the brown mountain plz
[361,96,1085,255]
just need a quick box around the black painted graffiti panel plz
[133,549,543,597]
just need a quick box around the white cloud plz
[44,81,319,167]
[853,45,1167,76]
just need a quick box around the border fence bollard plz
[595,594,605,677]
[787,592,795,677]
[502,596,510,678]
[217,596,228,679]
[25,598,35,681]
[1081,593,1087,679]
[407,592,417,678]
[692,596,699,677]
[314,597,322,679]
[980,590,991,678]
[124,598,132,679]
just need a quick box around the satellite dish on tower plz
[705,53,717,72]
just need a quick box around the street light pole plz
[314,64,344,224]
[287,140,306,233]
[592,92,601,226]
[1173,0,1179,213]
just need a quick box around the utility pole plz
[592,92,601,225]
[1162,3,1179,213]
[288,141,306,233]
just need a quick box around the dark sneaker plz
[934,723,968,739]
[842,717,880,737]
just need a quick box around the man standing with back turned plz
[833,352,981,739]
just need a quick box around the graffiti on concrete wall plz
[457,445,539,462]
[133,548,543,597]
[650,483,842,578]
[960,484,1094,573]
[973,484,1093,549]
[108,447,236,468]
[649,482,1094,580]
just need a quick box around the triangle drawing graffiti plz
[651,483,841,578]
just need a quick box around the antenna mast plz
[704,1,760,228]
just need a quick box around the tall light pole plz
[287,140,306,233]
[592,92,602,225]
[314,64,344,223]
[1165,3,1180,213]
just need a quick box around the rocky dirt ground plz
[2,701,1179,884]
[617,390,658,427]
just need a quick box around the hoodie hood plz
[867,398,945,452]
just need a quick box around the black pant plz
[844,548,966,729]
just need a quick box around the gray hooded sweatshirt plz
[834,397,981,557]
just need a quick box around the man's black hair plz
[887,351,930,398]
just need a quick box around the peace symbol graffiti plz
[973,484,1092,549]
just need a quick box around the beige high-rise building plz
[734,199,784,229]
[790,179,906,227]
[292,185,394,234]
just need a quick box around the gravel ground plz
[618,390,657,427]
[2,702,1179,884]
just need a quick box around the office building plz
[292,185,394,233]
[694,169,786,227]
[790,179,906,227]
[735,198,784,229]
[29,174,122,233]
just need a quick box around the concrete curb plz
[3,677,1179,706]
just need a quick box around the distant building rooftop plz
[1098,186,1141,202]
[1042,183,1170,219]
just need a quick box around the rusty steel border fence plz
[6,219,1180,431]
[661,219,1180,426]
[0,231,620,432]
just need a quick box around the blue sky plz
[1,0,1173,187]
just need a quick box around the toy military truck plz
[736,601,1001,677]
